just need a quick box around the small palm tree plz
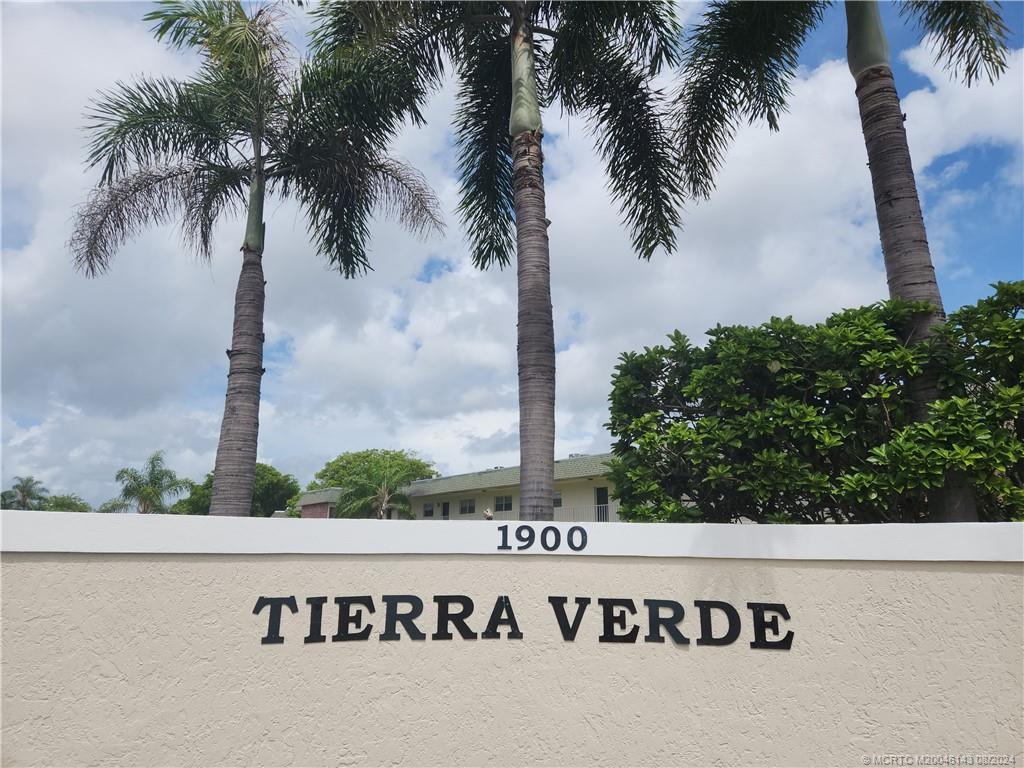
[313,2,685,519]
[71,0,442,516]
[104,451,192,514]
[334,459,420,520]
[3,476,50,510]
[674,0,1009,520]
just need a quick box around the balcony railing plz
[428,504,620,523]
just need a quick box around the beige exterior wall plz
[412,477,619,521]
[3,549,1021,767]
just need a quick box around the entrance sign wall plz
[2,511,1021,767]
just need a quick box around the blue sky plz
[1,1,1022,505]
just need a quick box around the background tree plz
[44,494,93,513]
[2,476,50,510]
[306,449,437,519]
[171,462,299,516]
[673,0,1009,520]
[97,500,130,514]
[104,451,192,514]
[313,2,685,519]
[608,281,1024,524]
[71,0,442,517]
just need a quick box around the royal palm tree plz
[312,2,685,519]
[674,0,1009,520]
[71,1,442,515]
[3,476,50,510]
[105,451,192,514]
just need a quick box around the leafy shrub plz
[607,282,1023,523]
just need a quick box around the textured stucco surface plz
[2,553,1021,767]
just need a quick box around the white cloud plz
[2,6,1022,506]
[901,47,1024,169]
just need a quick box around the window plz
[459,499,475,515]
[553,491,562,508]
[494,495,512,512]
[423,503,433,518]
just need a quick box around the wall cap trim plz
[2,510,1021,561]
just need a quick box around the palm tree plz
[3,476,50,510]
[674,0,1009,520]
[105,451,192,514]
[334,459,421,520]
[70,1,442,516]
[312,2,685,519]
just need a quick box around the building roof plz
[297,487,345,507]
[405,453,613,497]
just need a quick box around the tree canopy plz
[103,451,192,514]
[306,449,437,519]
[44,494,93,513]
[1,476,50,510]
[608,282,1024,523]
[72,0,442,278]
[310,2,684,268]
[172,463,299,516]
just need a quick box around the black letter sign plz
[481,596,524,639]
[643,599,690,645]
[747,602,794,650]
[253,596,298,645]
[433,595,478,640]
[694,600,741,646]
[598,598,640,643]
[305,596,328,644]
[380,595,426,641]
[333,596,375,642]
[548,596,591,641]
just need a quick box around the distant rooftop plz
[405,453,613,497]
[296,487,345,507]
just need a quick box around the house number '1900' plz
[497,524,588,552]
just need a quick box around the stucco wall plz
[3,525,1021,767]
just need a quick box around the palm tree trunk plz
[510,4,554,521]
[210,171,266,516]
[846,1,977,521]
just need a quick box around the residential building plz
[297,487,343,518]
[406,453,618,522]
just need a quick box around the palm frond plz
[453,30,516,269]
[369,158,445,240]
[70,162,245,275]
[283,51,426,155]
[181,163,249,260]
[147,0,292,136]
[145,0,246,50]
[86,77,232,184]
[276,53,441,276]
[208,3,293,92]
[900,0,1009,85]
[544,0,682,85]
[566,42,684,259]
[674,1,827,199]
[310,1,454,89]
[71,166,194,276]
[309,1,411,54]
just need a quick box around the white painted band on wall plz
[1,510,1021,561]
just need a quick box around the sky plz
[2,1,1022,508]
